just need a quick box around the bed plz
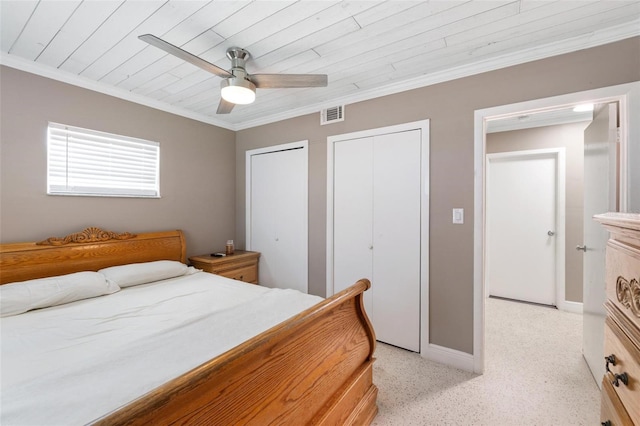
[0,227,378,425]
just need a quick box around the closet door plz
[373,131,421,352]
[249,146,308,293]
[332,130,421,352]
[333,137,374,314]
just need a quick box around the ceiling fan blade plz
[249,74,328,89]
[216,98,235,114]
[138,34,232,79]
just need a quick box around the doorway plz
[473,82,639,374]
[483,104,616,387]
[246,141,308,293]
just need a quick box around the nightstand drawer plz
[189,251,260,285]
[218,265,257,283]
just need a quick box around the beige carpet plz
[371,297,600,425]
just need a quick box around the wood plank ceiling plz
[1,1,639,130]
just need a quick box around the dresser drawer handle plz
[605,354,616,373]
[602,421,611,426]
[612,372,628,387]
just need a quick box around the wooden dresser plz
[189,251,260,284]
[595,213,640,426]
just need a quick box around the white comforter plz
[0,271,323,425]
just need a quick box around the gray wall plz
[235,37,640,354]
[1,37,638,356]
[487,121,588,303]
[0,66,236,258]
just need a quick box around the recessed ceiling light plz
[573,103,594,112]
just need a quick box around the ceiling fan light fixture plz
[221,77,256,105]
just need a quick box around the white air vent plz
[321,105,344,125]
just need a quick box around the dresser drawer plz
[601,376,634,426]
[604,317,640,423]
[606,239,640,333]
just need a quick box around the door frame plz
[246,140,309,292]
[473,82,639,374]
[486,148,566,307]
[326,119,430,355]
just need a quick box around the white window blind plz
[47,123,160,197]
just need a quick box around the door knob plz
[547,230,555,236]
[576,245,587,252]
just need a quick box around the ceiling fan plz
[138,34,328,114]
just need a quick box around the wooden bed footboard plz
[94,278,377,426]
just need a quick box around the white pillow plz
[0,271,120,317]
[98,260,197,288]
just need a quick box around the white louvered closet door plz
[332,130,421,352]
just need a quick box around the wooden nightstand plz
[189,251,260,284]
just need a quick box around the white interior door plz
[372,131,421,352]
[333,136,374,314]
[487,150,558,305]
[247,143,308,293]
[582,103,618,386]
[332,130,421,352]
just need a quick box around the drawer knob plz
[612,372,628,387]
[602,421,611,426]
[605,354,616,373]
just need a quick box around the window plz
[47,123,160,198]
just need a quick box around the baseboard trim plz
[424,344,475,373]
[557,300,583,314]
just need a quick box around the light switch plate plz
[453,208,464,224]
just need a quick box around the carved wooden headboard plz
[0,227,186,284]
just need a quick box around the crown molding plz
[2,19,638,133]
[0,53,236,131]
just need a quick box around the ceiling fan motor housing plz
[226,47,250,73]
